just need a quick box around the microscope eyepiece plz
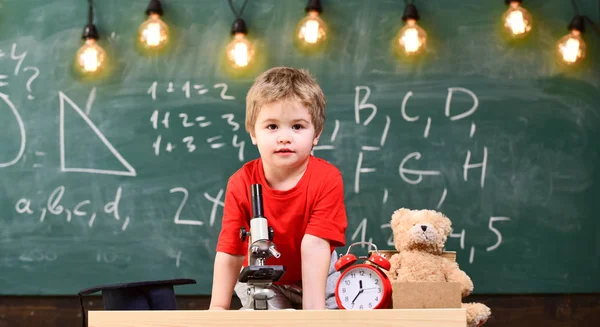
[251,184,264,218]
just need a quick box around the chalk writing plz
[464,147,488,188]
[150,110,170,129]
[0,75,7,88]
[85,87,96,115]
[19,250,57,262]
[147,82,236,100]
[350,218,374,247]
[96,250,131,264]
[312,119,340,154]
[0,92,26,168]
[10,43,27,76]
[149,109,245,161]
[182,136,197,152]
[59,91,136,177]
[349,85,508,263]
[23,66,39,100]
[204,189,225,227]
[170,187,203,226]
[355,86,377,126]
[445,87,479,121]
[399,152,442,185]
[14,185,132,230]
[486,217,511,251]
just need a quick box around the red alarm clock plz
[334,241,392,310]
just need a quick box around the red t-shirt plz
[215,155,348,285]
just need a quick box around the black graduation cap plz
[78,278,196,327]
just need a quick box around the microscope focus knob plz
[240,227,248,241]
[268,226,274,241]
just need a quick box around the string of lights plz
[74,0,599,77]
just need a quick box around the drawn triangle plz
[59,91,136,177]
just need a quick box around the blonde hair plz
[245,67,326,136]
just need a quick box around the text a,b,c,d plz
[14,185,132,231]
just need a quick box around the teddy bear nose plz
[421,225,427,232]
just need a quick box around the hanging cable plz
[569,0,600,34]
[83,0,98,40]
[228,0,249,19]
[87,0,94,26]
[570,0,580,15]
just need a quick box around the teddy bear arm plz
[443,259,474,297]
[386,253,402,280]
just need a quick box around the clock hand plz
[359,280,363,290]
[351,289,364,304]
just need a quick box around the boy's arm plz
[210,175,249,310]
[301,233,332,310]
[301,170,348,309]
[209,251,244,310]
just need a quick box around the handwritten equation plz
[150,109,245,161]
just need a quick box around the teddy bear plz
[387,208,491,327]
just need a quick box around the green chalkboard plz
[1,0,599,295]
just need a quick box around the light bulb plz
[502,1,532,38]
[226,33,255,68]
[557,30,586,65]
[396,19,427,56]
[138,13,169,50]
[74,38,107,74]
[296,10,327,46]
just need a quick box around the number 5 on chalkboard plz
[487,217,510,252]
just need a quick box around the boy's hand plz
[301,234,331,310]
[209,252,245,310]
[208,306,227,310]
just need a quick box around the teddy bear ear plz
[391,208,411,221]
[390,208,412,229]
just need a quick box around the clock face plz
[337,266,385,310]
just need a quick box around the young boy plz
[209,67,348,310]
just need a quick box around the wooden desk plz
[88,308,466,327]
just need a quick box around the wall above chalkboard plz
[0,0,599,296]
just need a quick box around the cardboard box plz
[391,282,462,309]
[369,250,461,309]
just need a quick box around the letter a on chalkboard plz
[58,91,136,177]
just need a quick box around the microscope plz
[238,184,286,310]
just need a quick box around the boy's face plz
[251,100,320,172]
